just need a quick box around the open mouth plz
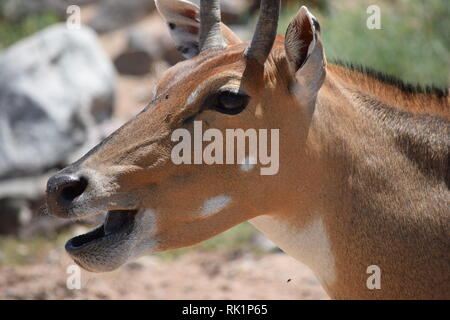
[65,210,138,252]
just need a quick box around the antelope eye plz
[211,91,249,115]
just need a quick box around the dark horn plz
[244,0,280,64]
[199,0,225,52]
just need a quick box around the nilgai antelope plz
[46,0,449,299]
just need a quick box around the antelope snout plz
[46,172,88,217]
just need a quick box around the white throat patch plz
[249,215,336,286]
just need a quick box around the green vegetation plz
[0,231,71,266]
[278,0,449,87]
[0,12,60,49]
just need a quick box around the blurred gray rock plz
[127,22,183,66]
[0,23,116,181]
[113,16,183,75]
[114,51,154,76]
[0,174,48,235]
[0,198,31,235]
[88,0,156,34]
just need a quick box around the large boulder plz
[0,198,31,235]
[0,23,116,181]
[0,23,116,234]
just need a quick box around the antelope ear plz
[155,0,241,59]
[285,6,326,103]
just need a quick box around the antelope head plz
[46,0,326,272]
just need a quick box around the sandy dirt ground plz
[0,247,328,300]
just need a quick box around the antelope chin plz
[65,209,140,272]
[66,210,138,250]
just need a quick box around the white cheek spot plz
[239,156,257,172]
[200,195,232,216]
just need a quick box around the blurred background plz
[0,0,448,299]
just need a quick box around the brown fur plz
[46,4,449,299]
[305,66,450,298]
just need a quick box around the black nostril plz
[47,174,88,206]
[60,176,88,204]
